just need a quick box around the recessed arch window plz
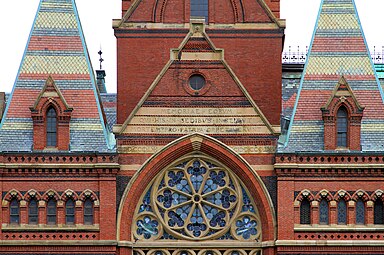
[337,199,347,225]
[47,199,57,225]
[133,155,261,241]
[66,199,75,225]
[356,198,365,225]
[374,200,384,224]
[319,199,329,225]
[300,198,311,224]
[191,0,208,22]
[84,198,94,225]
[28,198,39,225]
[10,199,20,224]
[337,106,348,147]
[46,107,57,147]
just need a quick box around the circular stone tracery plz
[133,155,261,241]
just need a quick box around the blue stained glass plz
[319,199,329,225]
[157,189,173,208]
[203,204,218,219]
[168,171,185,187]
[203,179,218,193]
[242,188,255,212]
[171,193,189,206]
[210,171,226,186]
[337,200,347,224]
[356,199,365,225]
[209,211,226,227]
[139,188,152,213]
[188,207,207,237]
[137,216,159,239]
[168,211,185,227]
[188,160,207,192]
[221,189,237,208]
[175,205,191,220]
[235,216,258,239]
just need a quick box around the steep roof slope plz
[282,0,384,152]
[0,0,112,152]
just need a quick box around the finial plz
[98,49,104,70]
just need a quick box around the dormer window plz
[321,76,364,151]
[30,76,72,150]
[46,107,57,147]
[336,106,348,148]
[191,0,208,22]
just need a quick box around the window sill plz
[295,224,384,232]
[2,224,99,232]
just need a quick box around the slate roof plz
[0,0,113,152]
[281,0,384,152]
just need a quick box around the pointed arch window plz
[46,107,57,147]
[84,198,94,225]
[10,199,20,224]
[356,199,365,225]
[300,198,311,224]
[28,199,39,225]
[337,106,348,147]
[337,199,347,225]
[66,199,75,225]
[374,200,384,224]
[191,0,208,22]
[47,199,57,225]
[319,199,329,225]
[133,156,261,241]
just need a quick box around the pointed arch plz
[117,133,276,242]
[294,189,315,202]
[42,189,60,201]
[24,189,42,202]
[79,189,99,203]
[314,189,333,202]
[351,189,370,202]
[2,189,23,202]
[334,190,352,202]
[61,189,79,202]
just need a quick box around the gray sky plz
[0,0,383,93]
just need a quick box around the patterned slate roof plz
[282,0,384,152]
[0,0,113,152]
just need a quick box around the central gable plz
[115,20,277,139]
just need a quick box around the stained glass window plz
[46,107,57,147]
[47,199,57,225]
[133,156,261,241]
[337,106,348,147]
[356,199,365,225]
[84,198,94,225]
[374,200,384,224]
[300,198,311,224]
[319,199,329,225]
[337,199,347,225]
[29,199,38,225]
[191,0,208,22]
[10,199,20,224]
[66,199,75,225]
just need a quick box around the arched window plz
[133,156,261,241]
[46,107,57,147]
[374,200,384,224]
[10,199,20,224]
[319,199,329,225]
[337,199,347,224]
[47,199,57,225]
[300,198,311,224]
[356,199,365,225]
[337,106,348,147]
[29,199,38,225]
[66,199,75,225]
[84,198,94,225]
[191,0,208,22]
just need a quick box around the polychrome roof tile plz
[0,0,113,152]
[282,0,384,152]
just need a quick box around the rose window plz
[133,156,261,241]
